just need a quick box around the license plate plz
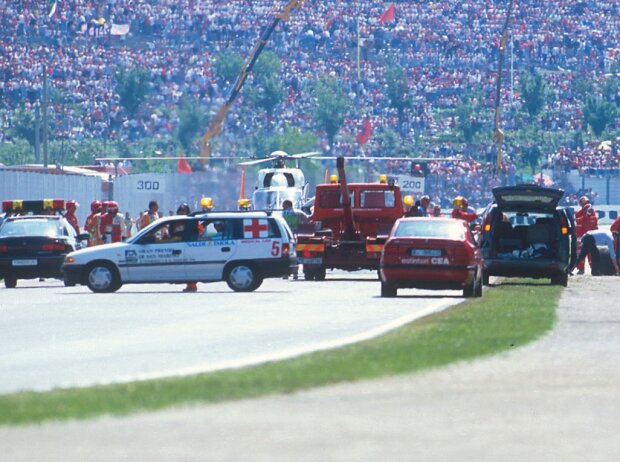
[300,257,323,264]
[409,249,442,257]
[12,259,38,266]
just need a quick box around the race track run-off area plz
[1,276,619,462]
[0,271,461,394]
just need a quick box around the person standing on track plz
[281,199,307,234]
[451,196,478,223]
[176,203,199,293]
[575,197,598,274]
[281,199,307,280]
[64,200,80,234]
[85,200,103,246]
[139,200,161,230]
[100,201,125,244]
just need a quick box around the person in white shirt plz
[572,229,620,276]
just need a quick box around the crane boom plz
[493,0,515,171]
[200,0,305,160]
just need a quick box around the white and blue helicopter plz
[238,150,320,211]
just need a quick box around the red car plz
[379,217,483,298]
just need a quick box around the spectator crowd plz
[1,0,619,209]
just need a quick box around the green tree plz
[252,51,281,80]
[176,100,205,152]
[271,126,319,155]
[521,145,543,174]
[245,75,285,121]
[9,106,39,146]
[602,76,620,107]
[310,77,351,150]
[571,75,594,101]
[376,127,400,156]
[244,52,284,121]
[583,95,617,137]
[0,139,35,166]
[455,97,483,143]
[519,70,546,117]
[247,126,319,158]
[213,50,244,84]
[115,67,151,118]
[385,65,412,135]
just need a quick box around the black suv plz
[479,185,577,286]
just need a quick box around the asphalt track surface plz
[0,271,461,394]
[2,275,620,462]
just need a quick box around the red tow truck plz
[296,156,404,280]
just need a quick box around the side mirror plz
[78,232,90,241]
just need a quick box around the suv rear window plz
[500,194,557,205]
[503,211,555,226]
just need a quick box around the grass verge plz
[0,279,561,425]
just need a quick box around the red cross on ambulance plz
[243,218,269,238]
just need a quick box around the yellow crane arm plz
[200,0,305,160]
[493,0,515,170]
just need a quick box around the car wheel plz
[380,281,397,298]
[482,269,490,286]
[85,262,121,293]
[474,272,483,297]
[226,263,263,292]
[303,267,315,281]
[314,266,326,281]
[551,272,568,287]
[463,277,476,298]
[4,277,17,289]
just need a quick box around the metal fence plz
[3,168,620,228]
[0,170,101,225]
[113,170,243,220]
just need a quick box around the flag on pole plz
[356,117,372,145]
[177,155,193,174]
[379,4,396,23]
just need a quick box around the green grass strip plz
[0,279,561,425]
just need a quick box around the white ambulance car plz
[62,211,297,292]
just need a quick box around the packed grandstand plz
[1,0,619,209]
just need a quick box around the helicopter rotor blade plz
[289,151,321,159]
[95,156,246,162]
[237,157,274,166]
[309,156,460,162]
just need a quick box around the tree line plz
[1,50,618,174]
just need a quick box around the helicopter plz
[238,150,319,211]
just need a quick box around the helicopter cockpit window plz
[253,190,278,210]
[253,189,304,210]
[279,190,303,208]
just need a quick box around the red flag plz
[379,4,396,23]
[356,117,372,145]
[177,155,193,174]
